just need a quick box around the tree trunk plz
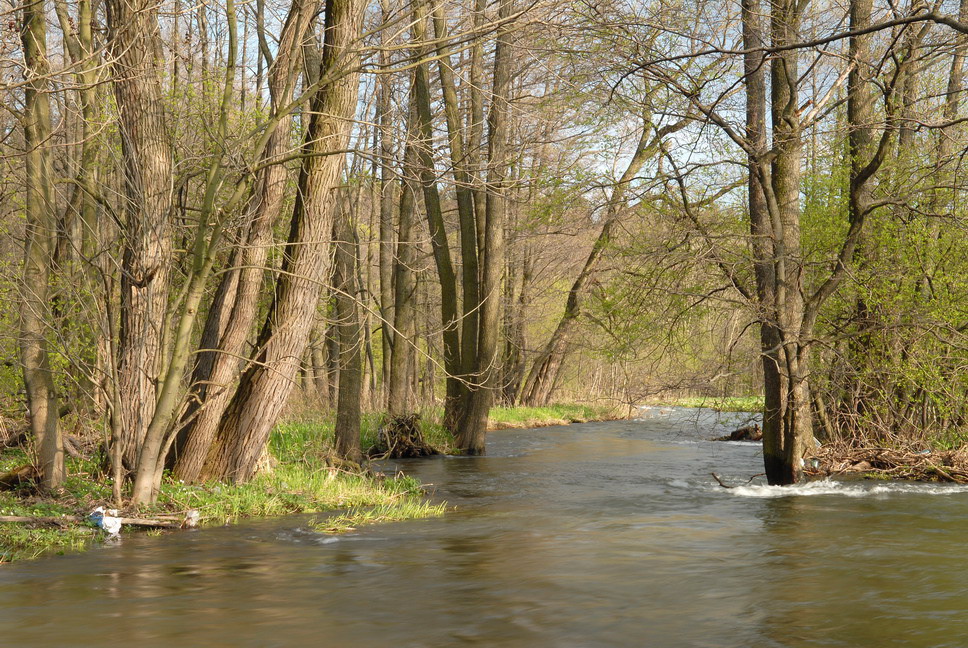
[454,0,514,455]
[20,0,65,489]
[333,204,363,462]
[199,0,366,483]
[172,0,317,483]
[409,10,464,429]
[106,0,174,471]
[387,103,419,416]
[432,0,481,417]
[377,0,396,401]
[742,0,785,483]
[765,0,810,484]
[521,110,659,407]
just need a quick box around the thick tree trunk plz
[128,0,241,503]
[20,0,64,489]
[764,0,811,484]
[106,0,174,471]
[199,0,366,483]
[454,0,514,455]
[172,0,316,483]
[743,0,785,482]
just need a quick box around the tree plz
[19,0,64,488]
[199,0,367,483]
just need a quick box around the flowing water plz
[4,408,968,647]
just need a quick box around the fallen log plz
[0,465,40,490]
[0,513,195,529]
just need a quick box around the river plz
[3,408,968,647]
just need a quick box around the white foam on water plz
[728,478,968,498]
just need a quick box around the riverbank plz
[642,396,765,413]
[486,403,624,430]
[0,402,616,562]
[0,424,443,563]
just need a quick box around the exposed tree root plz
[367,414,440,459]
[715,424,762,442]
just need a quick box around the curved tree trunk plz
[521,110,661,407]
[199,0,366,483]
[172,0,316,482]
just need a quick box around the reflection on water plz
[3,409,968,647]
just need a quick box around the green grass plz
[0,449,113,562]
[0,422,446,562]
[487,403,620,429]
[646,396,764,413]
[310,498,447,534]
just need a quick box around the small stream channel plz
[3,408,968,647]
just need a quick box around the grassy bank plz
[0,401,616,563]
[0,426,443,563]
[486,403,623,429]
[643,396,764,413]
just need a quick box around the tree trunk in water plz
[199,0,366,483]
[333,206,363,463]
[764,0,810,484]
[20,0,65,488]
[742,0,785,482]
[172,0,316,482]
[454,0,514,455]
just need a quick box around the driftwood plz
[367,414,440,459]
[716,424,762,442]
[0,512,197,529]
[806,442,968,483]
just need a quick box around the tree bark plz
[199,0,366,483]
[172,0,317,483]
[410,10,463,428]
[743,0,785,483]
[20,0,65,488]
[333,204,363,462]
[387,103,419,416]
[454,0,514,455]
[106,0,174,471]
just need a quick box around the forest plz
[2,0,968,512]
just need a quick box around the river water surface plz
[3,408,968,647]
